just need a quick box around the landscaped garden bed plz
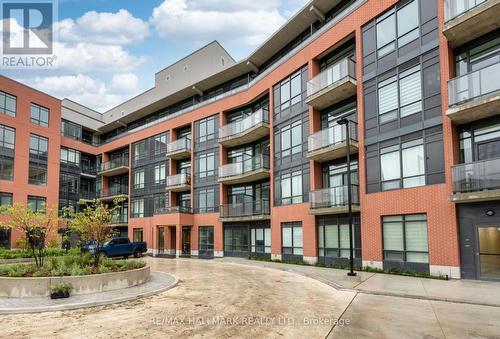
[0,247,72,260]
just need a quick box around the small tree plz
[67,199,122,268]
[0,204,57,267]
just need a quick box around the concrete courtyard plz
[2,257,500,338]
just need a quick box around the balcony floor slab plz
[308,205,360,216]
[306,77,357,110]
[451,189,500,203]
[447,92,500,124]
[218,169,270,185]
[307,140,358,163]
[219,123,270,148]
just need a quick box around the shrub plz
[50,283,73,294]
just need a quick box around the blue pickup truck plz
[101,237,147,258]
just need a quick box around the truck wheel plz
[134,249,142,258]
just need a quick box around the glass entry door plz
[157,226,165,254]
[182,226,191,256]
[199,226,214,258]
[478,226,500,279]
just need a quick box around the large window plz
[133,169,145,189]
[31,103,49,127]
[153,133,168,155]
[376,0,419,57]
[279,170,303,205]
[153,193,167,213]
[378,65,422,123]
[0,192,13,207]
[29,163,47,185]
[196,188,215,213]
[29,134,48,158]
[196,152,215,178]
[131,198,144,218]
[133,140,147,162]
[383,214,428,263]
[279,120,302,157]
[0,125,15,150]
[61,120,82,140]
[60,147,81,165]
[28,196,46,213]
[279,70,302,110]
[197,116,216,143]
[0,228,10,248]
[154,163,167,185]
[251,226,271,254]
[380,138,425,191]
[318,223,357,258]
[133,228,143,243]
[0,91,16,117]
[282,222,303,256]
[0,125,15,181]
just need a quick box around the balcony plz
[307,122,358,162]
[100,185,129,201]
[309,185,360,215]
[219,109,270,147]
[443,0,500,47]
[447,62,500,124]
[110,213,128,226]
[220,199,270,222]
[218,155,270,185]
[155,206,193,214]
[166,138,191,160]
[451,157,500,203]
[165,173,191,192]
[98,157,129,176]
[306,58,357,110]
[80,164,97,178]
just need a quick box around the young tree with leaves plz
[0,204,57,267]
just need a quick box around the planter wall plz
[0,266,150,298]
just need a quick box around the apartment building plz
[0,0,499,280]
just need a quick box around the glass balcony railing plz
[307,58,356,98]
[310,185,360,209]
[100,185,129,198]
[155,206,193,214]
[448,62,500,107]
[452,158,500,193]
[308,121,358,153]
[219,108,269,140]
[111,213,128,225]
[219,155,270,178]
[100,156,129,172]
[220,199,270,218]
[166,173,191,188]
[166,138,191,155]
[80,163,97,176]
[444,0,487,22]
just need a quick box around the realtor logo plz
[2,0,53,54]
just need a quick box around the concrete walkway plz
[0,272,177,314]
[217,258,500,307]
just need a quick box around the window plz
[60,147,81,165]
[251,226,271,254]
[0,91,16,117]
[280,120,302,157]
[134,169,145,189]
[0,124,15,150]
[376,0,420,57]
[31,103,49,127]
[133,228,143,243]
[197,188,215,213]
[280,170,303,205]
[378,65,422,123]
[61,120,82,140]
[381,139,425,191]
[279,70,303,110]
[282,222,303,256]
[154,164,166,185]
[0,192,12,207]
[28,196,46,213]
[0,228,10,248]
[29,134,48,158]
[133,140,147,162]
[153,133,168,155]
[383,214,428,263]
[153,193,167,213]
[29,163,47,185]
[198,116,216,143]
[0,125,15,181]
[0,156,14,181]
[131,199,144,218]
[178,192,191,209]
[318,222,357,258]
[197,152,215,178]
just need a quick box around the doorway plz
[477,226,500,279]
[199,226,214,258]
[182,226,191,256]
[157,226,165,255]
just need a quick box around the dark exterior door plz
[182,226,191,255]
[199,226,214,258]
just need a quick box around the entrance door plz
[478,226,500,279]
[199,226,214,258]
[157,226,165,254]
[182,226,191,256]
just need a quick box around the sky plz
[0,0,308,112]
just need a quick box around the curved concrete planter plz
[0,266,150,298]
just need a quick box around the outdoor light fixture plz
[486,210,495,217]
[337,117,356,277]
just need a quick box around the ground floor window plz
[251,226,271,254]
[133,228,143,243]
[0,192,13,207]
[318,223,358,258]
[382,214,428,263]
[199,226,214,257]
[224,227,248,253]
[282,222,303,255]
[27,195,46,213]
[0,228,10,248]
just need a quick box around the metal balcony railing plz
[111,213,128,225]
[308,121,358,153]
[219,108,269,140]
[100,185,129,198]
[307,58,356,98]
[100,156,129,172]
[309,185,360,209]
[80,163,97,176]
[452,157,500,193]
[166,173,190,188]
[444,0,487,22]
[155,206,193,214]
[448,62,500,107]
[166,138,191,155]
[220,199,270,218]
[219,155,270,178]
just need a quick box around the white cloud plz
[55,9,150,45]
[150,0,287,46]
[24,74,140,111]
